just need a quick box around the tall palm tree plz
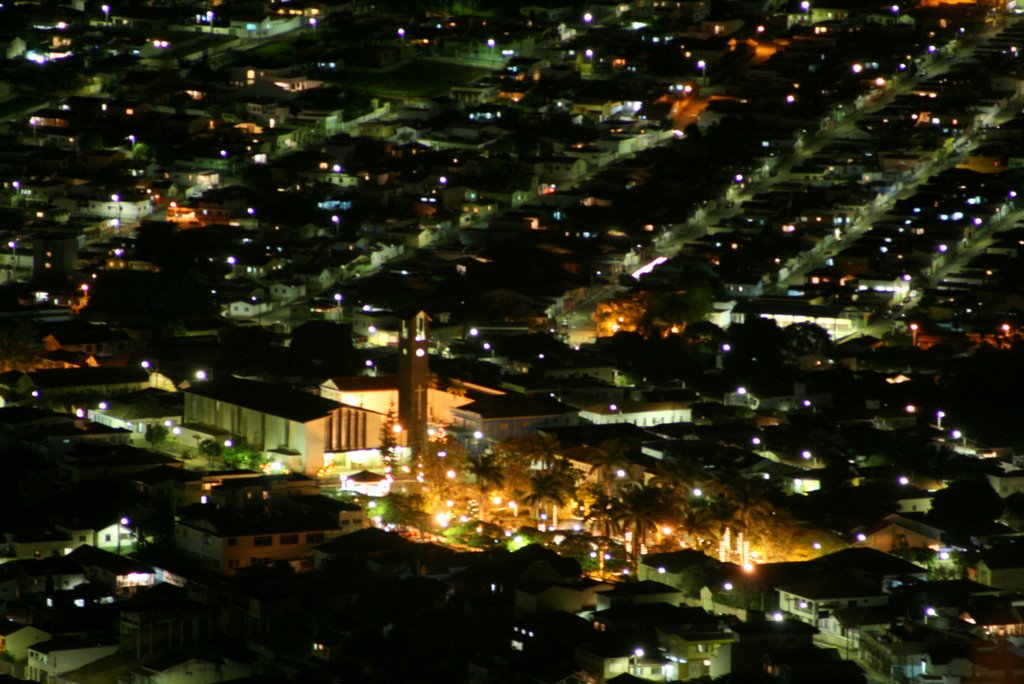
[584,492,621,538]
[651,454,706,500]
[524,470,567,527]
[588,439,631,497]
[717,476,775,552]
[615,483,665,574]
[530,433,563,470]
[584,492,621,578]
[467,454,505,521]
[677,503,724,553]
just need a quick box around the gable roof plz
[980,539,1024,570]
[183,376,341,423]
[0,366,148,390]
[66,544,153,575]
[777,570,885,601]
[454,393,575,419]
[812,547,927,577]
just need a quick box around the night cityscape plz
[1,0,1024,682]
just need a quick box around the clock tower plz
[398,310,430,455]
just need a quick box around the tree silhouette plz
[467,454,504,520]
[144,424,169,450]
[781,322,833,365]
[380,404,399,477]
[524,470,568,527]
[0,321,40,372]
[928,479,1003,540]
[587,439,632,497]
[615,482,666,573]
[583,492,621,578]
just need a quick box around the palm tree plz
[524,470,567,527]
[717,476,775,553]
[651,454,706,500]
[467,454,505,520]
[530,433,563,470]
[583,492,621,578]
[588,439,631,496]
[677,503,724,553]
[615,483,665,574]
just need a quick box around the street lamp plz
[909,322,919,348]
[697,59,707,86]
[630,648,645,675]
[102,4,110,23]
[111,193,122,234]
[7,240,15,279]
[333,293,343,322]
[117,516,131,554]
[936,410,945,430]
[309,17,317,34]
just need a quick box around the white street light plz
[631,648,645,675]
[111,193,122,233]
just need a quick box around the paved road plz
[560,15,1023,346]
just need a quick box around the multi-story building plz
[174,497,365,575]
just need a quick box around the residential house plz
[24,638,119,683]
[66,545,155,596]
[729,619,820,680]
[0,557,86,603]
[58,444,182,484]
[574,639,680,683]
[989,469,1024,498]
[120,653,252,684]
[132,467,262,512]
[0,367,151,403]
[579,401,691,428]
[515,578,612,616]
[595,581,684,611]
[777,570,890,626]
[0,620,50,661]
[267,279,307,303]
[42,327,135,358]
[84,388,183,439]
[449,393,579,443]
[0,531,72,562]
[174,498,364,575]
[854,513,943,553]
[976,540,1024,591]
[55,517,139,555]
[639,550,727,599]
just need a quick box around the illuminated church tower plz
[398,310,430,455]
